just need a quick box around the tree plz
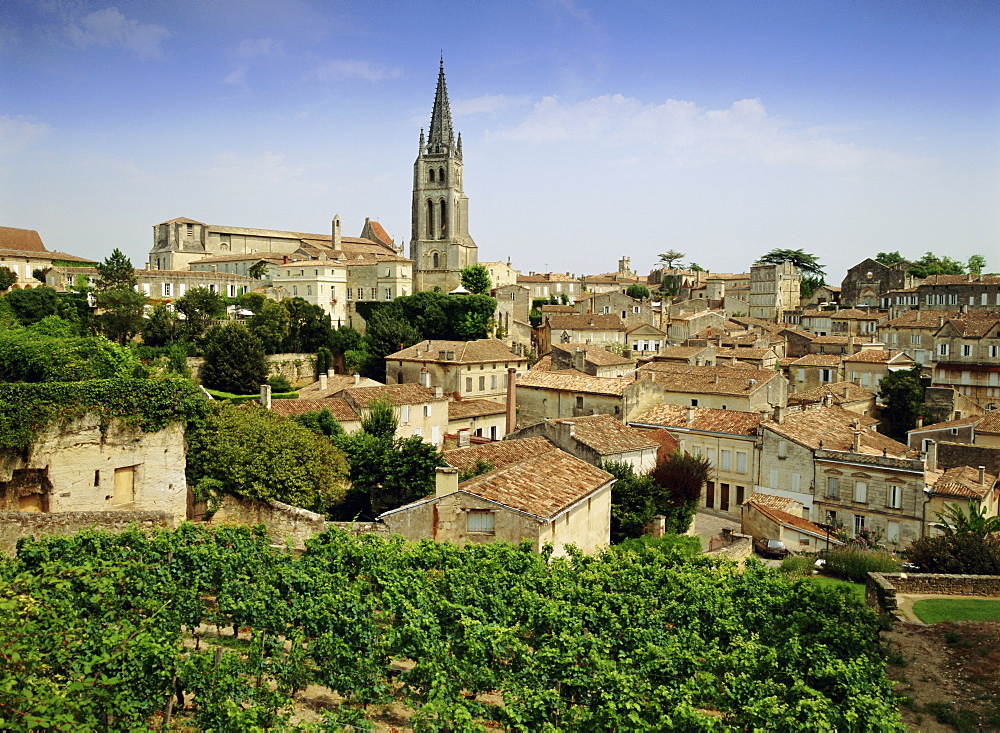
[650,451,712,533]
[626,284,650,300]
[968,254,988,277]
[360,397,398,440]
[604,461,658,543]
[93,249,144,345]
[687,262,706,272]
[931,501,1000,540]
[908,531,1000,575]
[200,323,268,394]
[361,305,420,381]
[186,402,349,515]
[32,268,47,283]
[460,265,492,295]
[878,364,926,441]
[755,248,826,279]
[801,274,825,299]
[875,251,906,266]
[141,303,180,347]
[315,346,333,378]
[247,261,268,279]
[0,329,138,382]
[248,300,290,354]
[4,287,60,325]
[291,407,344,438]
[175,286,227,343]
[0,266,16,291]
[658,250,686,269]
[907,251,965,278]
[94,248,137,292]
[281,298,331,353]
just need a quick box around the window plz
[791,473,801,492]
[962,344,973,357]
[887,521,900,543]
[826,477,840,499]
[491,375,497,390]
[720,450,731,471]
[466,511,495,534]
[691,399,698,407]
[632,306,640,313]
[423,405,431,418]
[706,448,716,468]
[94,470,100,487]
[306,286,312,296]
[370,288,377,300]
[853,514,866,535]
[575,395,584,409]
[705,482,714,508]
[466,377,473,392]
[479,376,486,391]
[888,485,902,509]
[991,346,999,358]
[777,440,787,459]
[736,486,745,505]
[820,369,832,383]
[854,481,867,503]
[938,343,949,357]
[769,469,779,489]
[292,286,298,296]
[228,284,237,297]
[401,405,409,423]
[162,283,172,297]
[385,288,392,300]
[347,288,352,300]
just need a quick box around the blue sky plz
[2,0,997,281]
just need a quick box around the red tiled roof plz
[387,338,526,365]
[269,397,359,421]
[976,411,1000,436]
[0,226,47,253]
[788,382,875,406]
[343,384,446,407]
[762,406,910,455]
[746,499,838,542]
[448,399,506,420]
[790,354,843,367]
[551,414,660,454]
[843,349,911,364]
[516,370,630,396]
[630,405,764,436]
[444,435,558,472]
[546,313,626,331]
[931,466,997,500]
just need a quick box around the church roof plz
[427,58,455,151]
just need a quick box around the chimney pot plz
[319,374,328,391]
[434,385,443,398]
[353,373,360,386]
[435,467,459,496]
[259,384,272,409]
[980,466,987,485]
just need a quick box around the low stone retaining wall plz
[208,494,388,550]
[0,510,174,556]
[705,536,753,563]
[866,572,1000,615]
[187,353,315,385]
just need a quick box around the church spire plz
[427,56,454,152]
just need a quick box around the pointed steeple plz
[427,56,454,153]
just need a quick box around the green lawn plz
[806,575,867,604]
[912,598,1000,624]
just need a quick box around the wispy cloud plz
[453,94,531,116]
[0,115,50,156]
[64,6,169,59]
[495,94,917,169]
[235,37,283,59]
[312,59,401,82]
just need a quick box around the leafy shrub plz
[267,375,293,393]
[824,547,899,582]
[908,534,1000,575]
[0,329,139,383]
[779,554,815,576]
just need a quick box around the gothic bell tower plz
[410,58,477,293]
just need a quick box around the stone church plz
[409,59,479,293]
[149,60,479,296]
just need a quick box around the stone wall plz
[936,440,1000,475]
[0,510,173,556]
[866,572,1000,615]
[924,387,984,425]
[187,353,316,386]
[208,493,388,550]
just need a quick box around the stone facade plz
[749,261,800,322]
[0,510,172,557]
[931,316,1000,409]
[386,339,528,403]
[840,258,914,308]
[0,415,187,518]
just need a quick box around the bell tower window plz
[426,199,434,237]
[432,252,440,268]
[439,200,447,238]
[429,169,435,182]
[439,166,445,182]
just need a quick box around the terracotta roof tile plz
[457,448,613,518]
[762,407,910,455]
[516,370,630,396]
[551,414,659,454]
[552,344,633,366]
[444,435,558,472]
[790,354,843,367]
[976,411,1000,436]
[639,363,781,396]
[944,318,1000,339]
[269,397,359,421]
[0,226,47,253]
[448,399,506,420]
[788,382,875,406]
[842,349,911,364]
[885,310,959,328]
[630,405,764,435]
[387,338,526,364]
[343,384,447,407]
[931,465,997,500]
[746,500,838,542]
[744,492,802,513]
[546,313,626,331]
[297,375,382,398]
[530,354,553,371]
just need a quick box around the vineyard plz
[0,525,904,731]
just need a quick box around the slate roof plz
[930,466,997,500]
[761,407,910,456]
[444,435,559,472]
[268,398,359,421]
[516,370,630,396]
[387,339,525,364]
[546,314,626,331]
[551,414,660,455]
[448,399,507,420]
[456,449,614,519]
[630,405,765,436]
[343,384,446,407]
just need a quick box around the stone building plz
[840,257,915,308]
[517,272,583,302]
[409,60,478,293]
[337,384,450,447]
[514,370,666,425]
[573,290,655,328]
[550,344,634,377]
[507,414,660,473]
[385,338,527,403]
[842,348,915,392]
[931,316,1000,410]
[638,362,788,412]
[0,226,97,289]
[911,275,1000,312]
[379,447,612,556]
[749,261,800,322]
[878,310,959,366]
[538,313,627,354]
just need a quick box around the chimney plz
[419,368,430,387]
[434,385,443,399]
[915,416,924,428]
[353,373,360,386]
[822,393,833,407]
[852,429,862,453]
[980,466,987,486]
[327,370,335,380]
[506,367,517,435]
[439,351,448,360]
[457,429,470,448]
[282,255,289,265]
[926,441,937,471]
[435,467,459,496]
[773,406,786,424]
[259,384,272,409]
[686,405,695,424]
[319,374,328,391]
